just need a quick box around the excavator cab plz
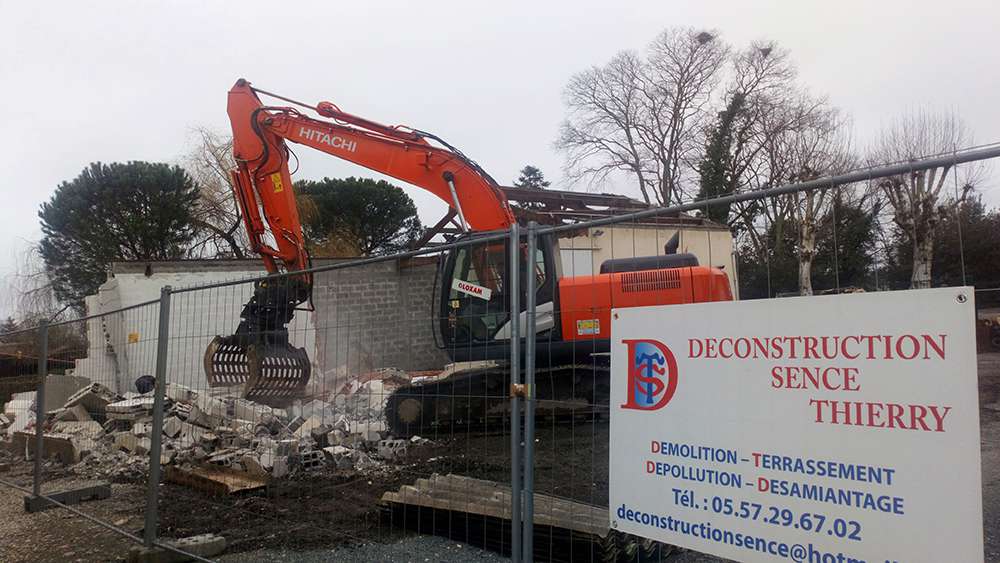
[439,233,556,362]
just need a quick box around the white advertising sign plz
[610,288,983,563]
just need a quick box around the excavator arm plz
[227,79,515,274]
[206,79,516,405]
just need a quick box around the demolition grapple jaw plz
[204,335,311,407]
[203,277,312,407]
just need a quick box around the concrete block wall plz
[310,258,449,391]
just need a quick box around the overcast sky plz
[2,0,998,315]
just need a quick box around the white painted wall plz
[72,268,316,393]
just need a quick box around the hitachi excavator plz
[206,79,733,434]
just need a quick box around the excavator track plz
[385,363,611,437]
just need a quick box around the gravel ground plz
[219,536,731,563]
[0,469,145,562]
[218,535,508,562]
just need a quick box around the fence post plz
[509,223,522,563]
[522,221,538,561]
[32,320,48,498]
[144,285,172,547]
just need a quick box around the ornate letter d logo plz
[621,339,678,411]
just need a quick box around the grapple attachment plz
[204,335,311,407]
[203,276,312,408]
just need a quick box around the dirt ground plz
[1,353,999,562]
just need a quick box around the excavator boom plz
[207,79,516,405]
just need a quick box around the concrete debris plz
[54,404,93,423]
[52,420,103,438]
[377,439,408,461]
[4,391,37,434]
[113,432,151,455]
[63,383,118,418]
[1,365,432,486]
[39,375,92,412]
[299,449,326,470]
[107,397,155,421]
[127,533,227,563]
[162,416,183,439]
[165,383,198,404]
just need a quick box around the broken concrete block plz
[195,394,226,417]
[52,420,103,438]
[126,533,226,563]
[132,422,152,436]
[169,402,192,421]
[349,420,386,443]
[242,453,268,477]
[162,417,183,439]
[353,451,376,471]
[294,415,324,439]
[377,439,408,461]
[233,399,273,423]
[271,456,289,478]
[208,448,243,468]
[63,383,118,418]
[107,397,155,421]
[187,404,222,429]
[275,439,298,456]
[286,415,306,433]
[309,424,334,447]
[54,404,93,423]
[40,375,92,412]
[71,437,98,461]
[299,449,326,470]
[326,429,346,446]
[322,446,355,470]
[19,432,79,464]
[113,432,150,455]
[165,383,198,404]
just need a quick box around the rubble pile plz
[1,375,431,484]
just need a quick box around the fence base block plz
[127,534,227,563]
[23,483,111,513]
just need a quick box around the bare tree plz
[696,42,806,238]
[1,243,68,321]
[729,92,835,256]
[557,28,729,205]
[784,111,854,295]
[871,112,973,289]
[183,128,250,259]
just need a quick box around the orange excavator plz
[207,79,732,432]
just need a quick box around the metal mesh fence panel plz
[139,239,521,558]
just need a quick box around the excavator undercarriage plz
[385,361,611,437]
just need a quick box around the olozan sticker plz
[452,279,493,300]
